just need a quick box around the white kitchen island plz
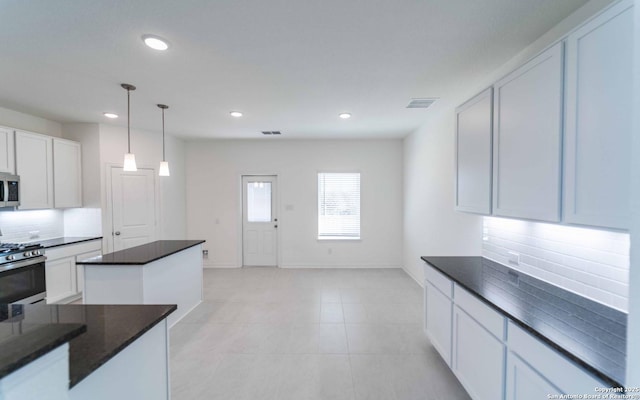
[78,240,204,327]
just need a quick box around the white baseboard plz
[203,264,240,269]
[278,264,402,269]
[402,265,424,288]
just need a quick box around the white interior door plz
[242,175,277,267]
[111,167,157,251]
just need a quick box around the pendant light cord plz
[127,88,131,153]
[162,107,166,161]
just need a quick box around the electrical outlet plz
[508,251,520,265]
[327,248,332,255]
[202,249,209,259]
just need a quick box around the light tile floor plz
[171,268,471,400]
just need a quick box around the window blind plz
[318,173,361,239]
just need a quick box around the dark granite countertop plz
[0,305,86,379]
[67,304,176,387]
[0,304,175,387]
[77,240,205,265]
[37,236,102,249]
[421,256,626,388]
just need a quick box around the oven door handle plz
[0,256,46,273]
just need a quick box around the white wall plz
[0,106,61,137]
[403,116,483,283]
[626,0,640,385]
[402,0,615,285]
[185,139,403,268]
[98,124,187,250]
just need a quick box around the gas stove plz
[0,243,44,264]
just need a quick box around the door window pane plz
[247,182,272,222]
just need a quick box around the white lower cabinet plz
[45,240,102,304]
[45,256,78,304]
[425,281,453,366]
[506,352,559,400]
[452,285,505,400]
[506,322,604,396]
[423,265,607,400]
[75,249,101,295]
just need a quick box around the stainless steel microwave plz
[0,173,20,207]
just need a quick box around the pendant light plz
[157,104,170,176]
[121,83,137,171]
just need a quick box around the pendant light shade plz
[121,83,137,172]
[159,161,170,176]
[123,153,137,171]
[157,104,170,177]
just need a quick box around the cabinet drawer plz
[454,284,505,339]
[45,240,102,261]
[424,265,453,298]
[507,321,604,393]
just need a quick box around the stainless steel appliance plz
[0,243,45,304]
[0,173,20,207]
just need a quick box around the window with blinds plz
[317,172,361,239]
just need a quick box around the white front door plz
[111,167,157,251]
[242,175,278,267]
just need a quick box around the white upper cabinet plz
[455,88,493,215]
[563,0,633,230]
[15,130,54,209]
[0,126,15,174]
[53,138,82,208]
[492,42,564,222]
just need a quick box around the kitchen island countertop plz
[77,239,205,265]
[0,303,175,387]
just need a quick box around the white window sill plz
[317,236,361,241]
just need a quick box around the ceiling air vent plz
[261,131,282,135]
[406,98,438,109]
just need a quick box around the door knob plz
[274,225,278,228]
[114,231,121,236]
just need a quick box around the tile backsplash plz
[0,209,64,242]
[63,208,102,237]
[482,217,630,312]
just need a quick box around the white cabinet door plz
[45,256,77,304]
[453,306,505,400]
[15,130,54,209]
[455,88,493,214]
[506,352,559,400]
[425,281,453,366]
[493,42,563,222]
[75,249,102,295]
[0,126,15,173]
[53,138,82,208]
[563,0,633,230]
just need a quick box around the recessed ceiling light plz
[339,113,352,119]
[142,34,170,51]
[103,112,118,119]
[230,111,243,118]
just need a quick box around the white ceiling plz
[0,0,589,139]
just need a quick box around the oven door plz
[0,256,46,304]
